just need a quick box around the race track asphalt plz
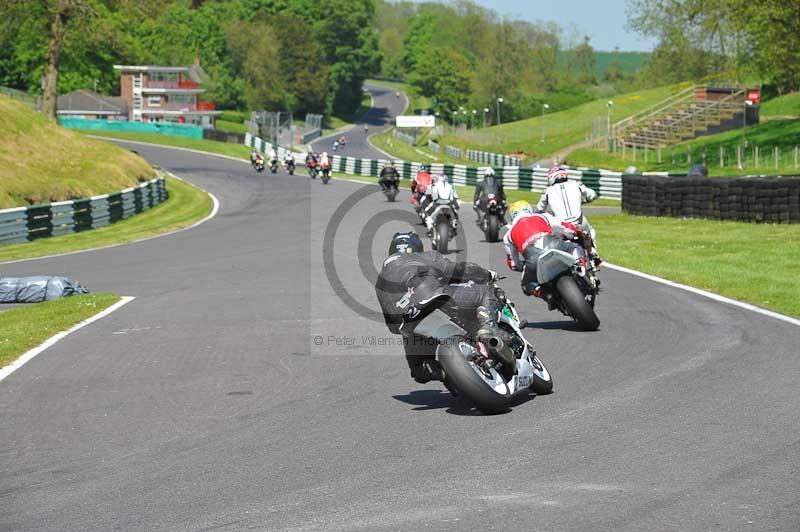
[311,83,407,160]
[2,139,799,532]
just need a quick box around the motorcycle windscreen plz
[536,249,575,284]
[408,308,467,340]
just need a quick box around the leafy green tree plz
[408,46,470,117]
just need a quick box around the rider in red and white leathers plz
[503,201,581,296]
[536,166,598,254]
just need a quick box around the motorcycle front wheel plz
[386,187,397,202]
[438,340,511,415]
[556,275,600,331]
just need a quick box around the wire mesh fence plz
[600,143,800,173]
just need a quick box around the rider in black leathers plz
[375,232,508,383]
[473,168,507,225]
[378,161,400,191]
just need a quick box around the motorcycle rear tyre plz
[557,275,600,331]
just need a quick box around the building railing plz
[144,101,216,112]
[145,80,200,89]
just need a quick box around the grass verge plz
[75,130,253,160]
[0,176,212,263]
[0,95,154,209]
[593,213,800,317]
[566,119,800,176]
[327,92,373,131]
[0,293,120,368]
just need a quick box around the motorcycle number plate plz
[516,373,532,390]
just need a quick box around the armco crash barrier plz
[0,176,168,244]
[622,174,800,223]
[244,133,622,200]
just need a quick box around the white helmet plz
[483,168,495,178]
[322,152,328,157]
[547,166,569,186]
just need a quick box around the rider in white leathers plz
[424,174,459,235]
[268,147,278,164]
[536,166,598,255]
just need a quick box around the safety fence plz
[466,149,521,167]
[445,145,463,159]
[428,139,440,154]
[0,176,168,244]
[245,133,622,199]
[622,174,800,223]
[392,129,416,145]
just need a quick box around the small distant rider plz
[536,166,599,257]
[305,150,318,167]
[250,149,258,164]
[379,161,400,191]
[503,201,581,297]
[268,147,278,163]
[320,151,331,169]
[473,168,507,224]
[284,150,295,167]
[333,139,340,152]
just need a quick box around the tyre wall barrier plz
[0,176,168,244]
[622,174,800,223]
[245,133,621,199]
[466,149,521,167]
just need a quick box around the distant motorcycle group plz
[387,163,602,333]
[250,148,295,175]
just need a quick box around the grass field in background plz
[437,83,690,161]
[0,176,212,262]
[593,213,800,317]
[76,130,253,160]
[0,95,155,209]
[0,293,120,369]
[566,118,800,175]
[761,92,800,118]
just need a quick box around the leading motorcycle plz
[426,178,459,254]
[400,282,553,415]
[477,194,506,242]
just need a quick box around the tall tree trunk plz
[41,8,67,122]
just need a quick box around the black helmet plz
[388,231,424,256]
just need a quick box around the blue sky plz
[420,0,658,52]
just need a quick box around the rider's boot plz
[410,358,443,383]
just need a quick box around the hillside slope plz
[0,95,155,209]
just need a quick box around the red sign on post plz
[747,89,760,105]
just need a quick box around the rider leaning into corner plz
[423,173,459,235]
[537,166,599,257]
[375,232,510,384]
[503,201,584,297]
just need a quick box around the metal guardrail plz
[466,149,521,167]
[445,145,463,159]
[244,133,622,199]
[0,177,168,244]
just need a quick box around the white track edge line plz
[0,173,219,265]
[0,296,135,382]
[604,262,800,327]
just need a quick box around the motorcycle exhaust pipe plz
[486,336,515,366]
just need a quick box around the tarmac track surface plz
[1,152,800,530]
[311,83,406,160]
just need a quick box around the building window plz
[148,95,162,106]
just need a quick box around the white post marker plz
[0,296,136,383]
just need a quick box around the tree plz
[3,0,97,121]
[408,46,470,117]
[573,36,596,85]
